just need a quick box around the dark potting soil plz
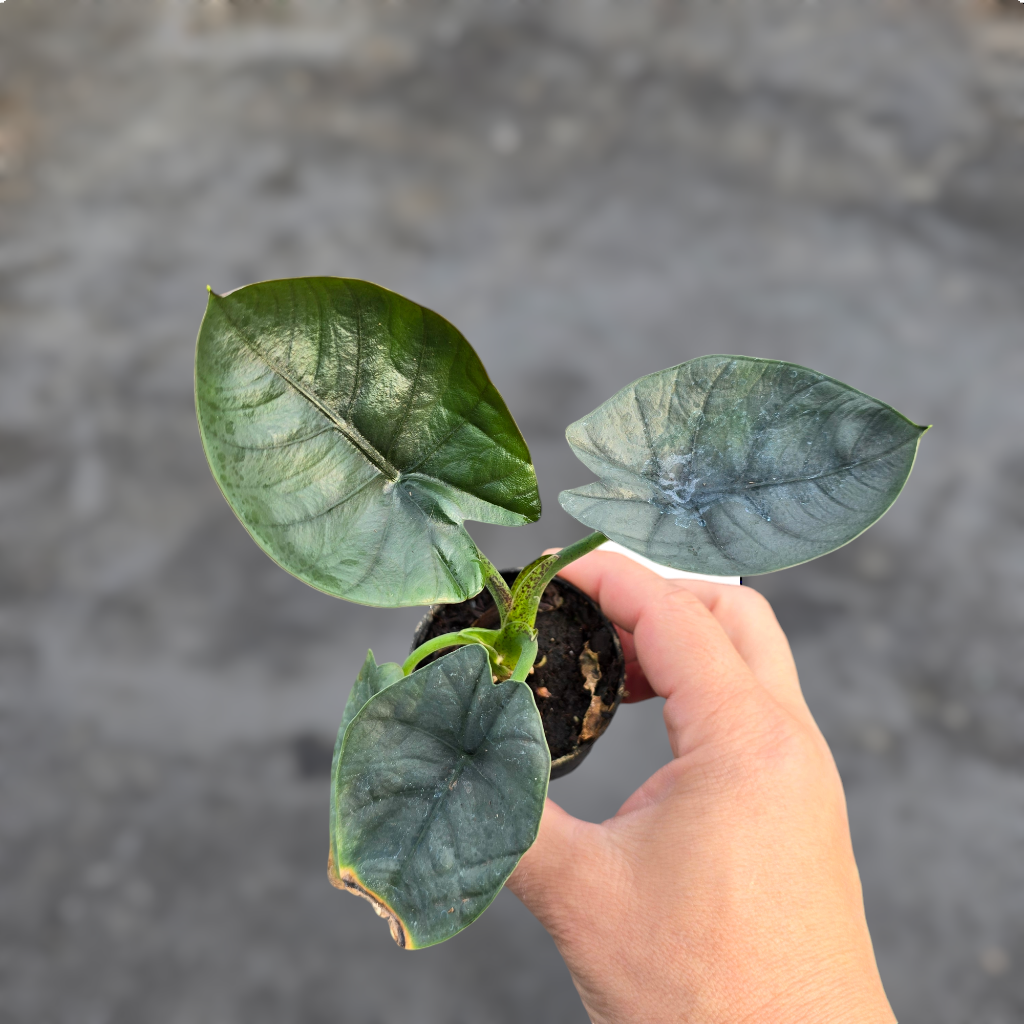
[412,570,626,778]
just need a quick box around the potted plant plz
[195,277,926,949]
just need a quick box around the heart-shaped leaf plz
[330,644,549,949]
[196,278,540,607]
[560,356,927,575]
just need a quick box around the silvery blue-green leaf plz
[560,356,927,576]
[338,650,404,741]
[196,278,540,607]
[329,650,404,876]
[329,644,549,949]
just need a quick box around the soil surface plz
[413,571,625,776]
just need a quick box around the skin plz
[506,551,897,1024]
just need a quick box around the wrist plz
[738,965,895,1024]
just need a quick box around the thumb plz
[506,799,610,937]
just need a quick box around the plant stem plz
[403,629,499,676]
[475,549,512,624]
[509,637,540,683]
[408,534,608,682]
[533,531,608,594]
[505,531,608,629]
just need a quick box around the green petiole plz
[403,628,500,676]
[475,549,512,625]
[404,532,608,682]
[503,532,607,636]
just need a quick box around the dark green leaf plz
[339,650,404,742]
[330,644,549,948]
[560,356,927,575]
[330,650,404,872]
[196,278,540,606]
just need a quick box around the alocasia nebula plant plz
[195,277,926,948]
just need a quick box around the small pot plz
[412,570,626,779]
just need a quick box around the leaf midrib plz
[389,680,521,878]
[227,313,402,483]
[226,312,527,518]
[582,433,918,506]
[672,435,919,504]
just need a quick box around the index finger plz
[553,549,807,722]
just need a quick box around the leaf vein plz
[217,298,400,482]
[265,473,381,528]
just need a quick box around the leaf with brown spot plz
[328,849,407,948]
[331,645,549,949]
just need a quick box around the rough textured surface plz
[2,0,1024,1021]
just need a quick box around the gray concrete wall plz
[2,1,1023,1021]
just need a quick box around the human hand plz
[506,551,895,1024]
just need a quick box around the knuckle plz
[725,583,777,623]
[718,699,829,786]
[740,585,775,617]
[661,586,707,615]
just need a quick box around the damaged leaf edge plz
[328,847,411,950]
[330,649,550,950]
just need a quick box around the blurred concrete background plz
[1,0,1023,1020]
